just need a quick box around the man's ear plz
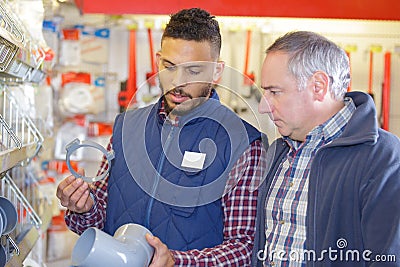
[312,71,330,101]
[213,61,225,83]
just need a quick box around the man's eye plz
[270,90,280,95]
[165,65,176,71]
[188,69,201,75]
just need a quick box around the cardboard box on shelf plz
[46,211,79,263]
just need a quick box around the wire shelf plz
[0,82,48,265]
[0,0,24,45]
[0,36,18,73]
[0,1,47,84]
[0,168,51,266]
[0,84,43,159]
[0,2,50,266]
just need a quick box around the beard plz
[162,84,212,116]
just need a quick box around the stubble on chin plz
[167,97,208,116]
[163,85,212,116]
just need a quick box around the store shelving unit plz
[0,85,44,170]
[0,0,46,84]
[0,84,50,266]
[1,173,52,267]
[0,0,49,266]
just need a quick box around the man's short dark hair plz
[162,8,221,59]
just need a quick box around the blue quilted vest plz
[104,95,261,251]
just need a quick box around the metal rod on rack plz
[4,174,42,227]
[0,115,21,149]
[6,234,19,256]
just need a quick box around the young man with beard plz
[57,8,267,266]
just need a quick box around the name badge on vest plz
[181,151,206,170]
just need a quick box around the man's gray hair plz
[266,31,350,100]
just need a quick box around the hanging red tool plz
[243,29,255,98]
[368,45,382,101]
[146,26,157,87]
[368,50,374,100]
[243,29,255,84]
[381,51,391,131]
[118,25,137,111]
[344,44,357,92]
[345,51,352,92]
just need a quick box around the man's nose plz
[171,67,186,87]
[258,93,273,114]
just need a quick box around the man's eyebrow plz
[185,64,205,69]
[261,85,274,90]
[160,58,175,66]
[160,58,204,68]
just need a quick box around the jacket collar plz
[326,91,378,147]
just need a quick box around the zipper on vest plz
[145,125,176,229]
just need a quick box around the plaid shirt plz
[263,98,355,267]
[65,99,267,266]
